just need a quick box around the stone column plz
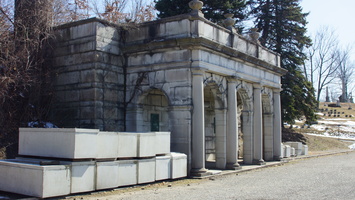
[253,84,264,164]
[215,109,226,169]
[226,79,241,169]
[273,89,282,160]
[191,69,207,176]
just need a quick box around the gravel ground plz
[63,151,355,200]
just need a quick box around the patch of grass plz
[303,134,349,151]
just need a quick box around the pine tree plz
[154,0,249,25]
[250,0,317,124]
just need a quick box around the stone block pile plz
[0,128,187,198]
[281,142,308,158]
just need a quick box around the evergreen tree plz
[250,0,317,124]
[154,0,249,25]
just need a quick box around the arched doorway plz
[133,89,170,132]
[237,88,253,164]
[204,83,226,169]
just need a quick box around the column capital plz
[191,68,205,76]
[226,76,238,82]
[273,88,282,93]
[253,83,262,89]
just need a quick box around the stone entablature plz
[124,14,281,73]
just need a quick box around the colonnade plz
[191,71,282,175]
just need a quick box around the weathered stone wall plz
[51,19,124,131]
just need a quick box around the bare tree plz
[0,0,55,158]
[91,0,156,23]
[304,27,342,103]
[336,48,354,102]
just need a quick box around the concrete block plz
[302,145,308,155]
[137,158,156,184]
[96,161,119,190]
[0,159,70,198]
[285,142,303,156]
[284,145,291,158]
[19,128,99,159]
[117,160,137,186]
[155,132,171,155]
[281,144,285,158]
[170,152,187,179]
[61,161,96,194]
[155,155,171,181]
[117,133,137,158]
[97,131,119,159]
[291,147,296,157]
[137,133,156,157]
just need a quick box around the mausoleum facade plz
[50,6,286,175]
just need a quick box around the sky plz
[300,0,355,51]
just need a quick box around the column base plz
[226,162,242,170]
[253,159,265,165]
[273,155,283,161]
[190,168,211,177]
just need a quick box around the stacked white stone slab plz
[284,142,308,156]
[0,128,187,198]
[284,142,302,156]
[18,128,99,159]
[0,159,71,198]
[18,128,171,159]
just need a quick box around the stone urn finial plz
[189,0,204,16]
[249,28,260,44]
[224,13,235,31]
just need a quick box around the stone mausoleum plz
[50,2,286,176]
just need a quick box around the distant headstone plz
[325,87,330,102]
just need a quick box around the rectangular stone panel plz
[117,132,138,158]
[137,158,156,184]
[0,159,71,198]
[155,132,171,155]
[97,131,119,159]
[61,161,96,194]
[117,160,138,186]
[155,155,171,181]
[19,128,99,159]
[170,152,187,179]
[137,133,156,157]
[96,161,119,190]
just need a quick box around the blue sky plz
[300,0,355,55]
